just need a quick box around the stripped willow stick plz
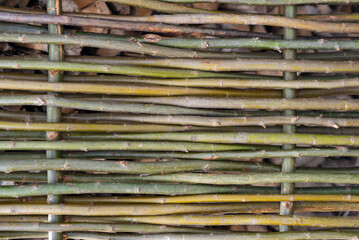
[0,12,240,38]
[1,11,359,34]
[0,202,358,216]
[3,127,359,139]
[5,72,357,83]
[0,22,279,51]
[0,174,357,194]
[105,214,359,227]
[59,194,359,203]
[4,32,359,55]
[58,56,359,73]
[3,104,359,120]
[61,172,359,185]
[92,0,207,14]
[6,192,359,204]
[2,5,357,24]
[0,32,246,59]
[161,0,359,4]
[0,140,259,152]
[0,79,280,97]
[3,57,359,73]
[5,93,359,115]
[0,232,47,240]
[0,95,237,116]
[2,71,359,89]
[0,59,245,78]
[57,57,359,73]
[4,111,359,128]
[0,182,358,198]
[2,170,359,184]
[3,115,359,129]
[0,182,277,197]
[140,38,359,50]
[0,222,203,233]
[102,13,359,33]
[64,232,359,240]
[300,14,359,22]
[3,22,359,60]
[114,96,359,111]
[71,131,359,146]
[2,133,359,147]
[0,121,208,132]
[0,159,280,174]
[0,8,271,39]
[66,149,359,160]
[5,22,359,57]
[2,171,358,185]
[2,159,359,174]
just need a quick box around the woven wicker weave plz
[0,0,358,239]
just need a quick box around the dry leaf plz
[135,7,153,16]
[74,0,94,10]
[193,3,219,10]
[81,1,111,33]
[96,48,121,57]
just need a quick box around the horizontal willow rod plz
[150,38,359,50]
[3,102,359,120]
[0,222,202,233]
[161,0,359,4]
[2,170,359,184]
[117,96,359,111]
[74,58,359,73]
[3,57,359,73]
[0,122,209,132]
[0,140,257,152]
[2,71,359,89]
[0,232,47,240]
[3,192,359,204]
[300,14,359,22]
[75,172,359,185]
[6,126,358,138]
[2,5,357,24]
[110,214,359,227]
[3,115,359,129]
[0,174,357,194]
[3,111,359,129]
[5,92,359,113]
[61,115,359,128]
[6,22,359,58]
[65,232,359,240]
[2,171,357,185]
[67,149,359,160]
[2,133,359,147]
[0,159,279,174]
[0,21,279,49]
[0,202,358,216]
[2,159,359,175]
[60,194,359,203]
[0,59,242,78]
[0,12,248,39]
[0,182,276,197]
[0,32,245,59]
[0,95,236,116]
[0,79,279,97]
[75,132,359,146]
[2,231,359,240]
[110,14,359,33]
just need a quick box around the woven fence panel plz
[0,0,358,239]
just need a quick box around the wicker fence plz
[0,0,358,239]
